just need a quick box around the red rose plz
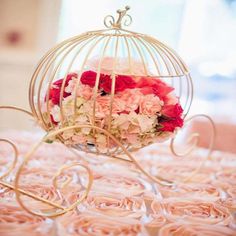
[159,103,184,132]
[48,88,63,105]
[118,74,136,89]
[160,117,184,132]
[80,70,136,93]
[80,70,98,87]
[100,74,136,93]
[48,73,77,105]
[98,74,113,92]
[162,104,183,118]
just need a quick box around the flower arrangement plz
[43,58,184,152]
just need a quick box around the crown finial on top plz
[104,6,132,29]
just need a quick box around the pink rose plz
[139,94,163,116]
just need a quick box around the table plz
[0,131,235,235]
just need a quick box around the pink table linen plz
[0,131,236,236]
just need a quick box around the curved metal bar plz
[0,139,18,179]
[14,132,93,217]
[104,15,115,28]
[0,143,65,211]
[170,114,216,183]
[0,106,33,117]
[128,36,148,75]
[0,106,65,210]
[29,33,89,122]
[14,125,174,213]
[0,105,93,217]
[40,34,94,130]
[104,6,132,29]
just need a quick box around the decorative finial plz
[104,6,132,29]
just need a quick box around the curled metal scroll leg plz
[170,114,216,183]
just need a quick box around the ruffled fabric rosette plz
[158,223,236,236]
[1,132,236,235]
[0,203,56,236]
[56,211,149,236]
[43,57,184,152]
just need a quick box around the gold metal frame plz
[0,6,216,217]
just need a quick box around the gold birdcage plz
[30,6,192,151]
[0,6,215,217]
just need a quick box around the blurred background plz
[0,0,235,152]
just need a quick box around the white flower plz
[50,105,60,122]
[137,115,157,133]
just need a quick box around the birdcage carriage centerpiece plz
[30,6,192,154]
[0,6,215,217]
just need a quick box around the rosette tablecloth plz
[0,131,235,236]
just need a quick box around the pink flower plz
[139,94,163,116]
[95,96,111,116]
[94,96,128,117]
[115,89,142,113]
[76,84,94,100]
